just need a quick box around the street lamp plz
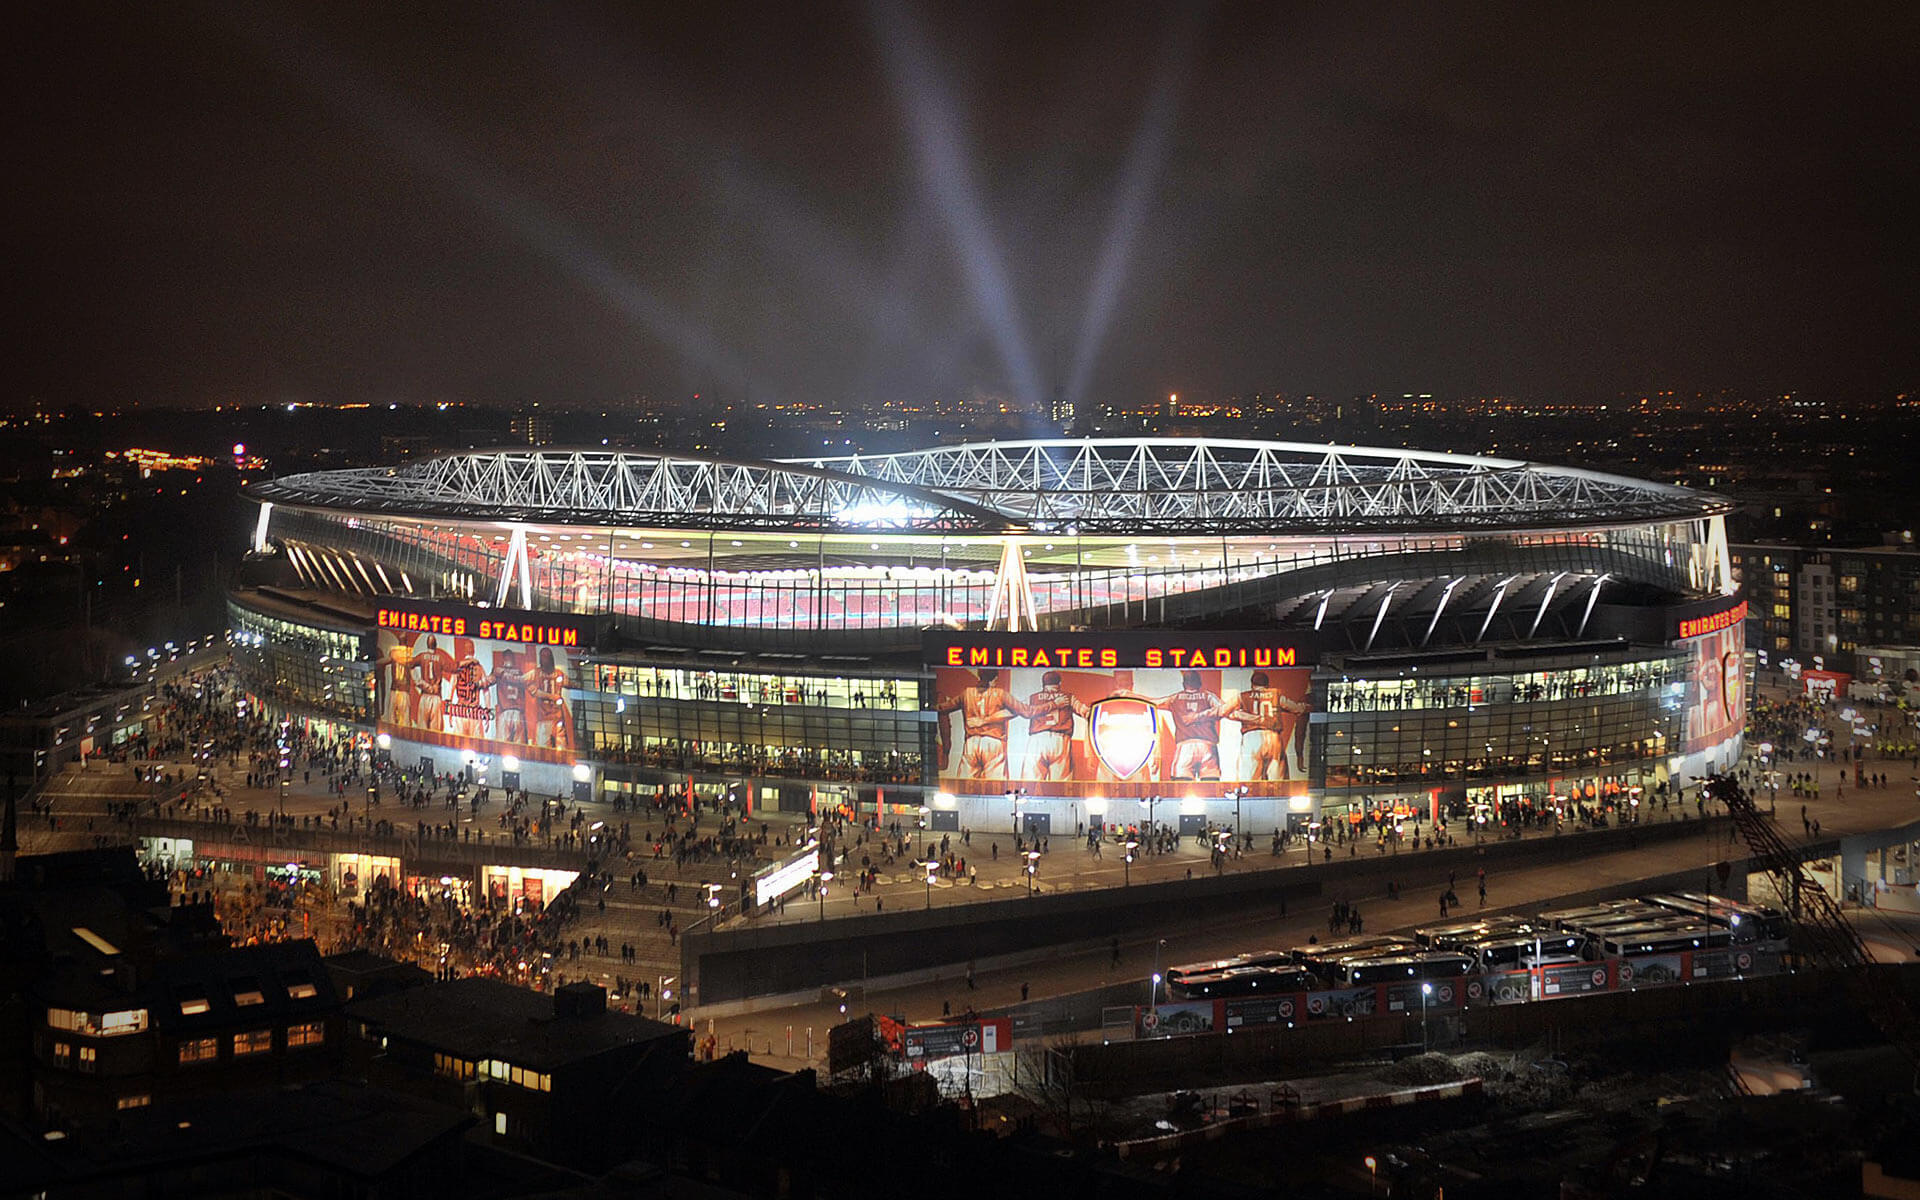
[657,974,676,1020]
[918,858,939,910]
[1420,982,1432,1052]
[1226,785,1247,838]
[1023,849,1040,896]
[1123,838,1138,886]
[1007,787,1028,835]
[1150,937,1166,1016]
[816,870,833,921]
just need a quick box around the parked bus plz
[1413,917,1536,950]
[1331,951,1474,989]
[1289,936,1414,973]
[1642,893,1790,947]
[1555,906,1678,936]
[1169,965,1321,1000]
[1594,922,1732,959]
[1460,932,1585,972]
[1164,949,1293,991]
[1536,900,1659,930]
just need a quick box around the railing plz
[127,814,601,872]
[125,814,773,886]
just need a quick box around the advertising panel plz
[374,605,586,765]
[1139,1001,1220,1037]
[1302,986,1375,1019]
[1540,962,1612,997]
[903,1018,1011,1060]
[926,632,1315,798]
[754,844,822,907]
[1680,611,1745,755]
[1224,994,1302,1027]
[1616,953,1685,987]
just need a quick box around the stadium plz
[230,438,1747,835]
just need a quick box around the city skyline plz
[11,2,1918,414]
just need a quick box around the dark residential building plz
[6,844,350,1128]
[323,947,435,1004]
[0,1080,482,1200]
[1732,539,1920,669]
[347,977,690,1171]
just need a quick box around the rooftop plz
[245,437,1729,538]
[347,977,685,1071]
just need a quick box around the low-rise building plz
[347,977,689,1171]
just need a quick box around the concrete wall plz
[684,815,1735,1005]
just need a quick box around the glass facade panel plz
[1317,652,1688,796]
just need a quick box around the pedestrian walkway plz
[702,776,1920,1071]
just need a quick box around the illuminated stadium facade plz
[231,439,1747,834]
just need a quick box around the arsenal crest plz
[1089,697,1159,778]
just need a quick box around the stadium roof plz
[246,438,1729,536]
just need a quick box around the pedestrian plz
[1021,981,1030,1001]
[1440,893,1449,917]
[1478,880,1487,905]
[1110,937,1121,968]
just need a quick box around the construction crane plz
[1705,774,1920,1071]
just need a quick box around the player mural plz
[1682,614,1745,760]
[929,634,1314,799]
[374,626,579,764]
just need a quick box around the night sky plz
[12,1,1918,413]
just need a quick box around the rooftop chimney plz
[554,981,607,1019]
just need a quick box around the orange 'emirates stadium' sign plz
[935,640,1300,670]
[1677,600,1746,640]
[376,606,583,647]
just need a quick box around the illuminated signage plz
[927,631,1318,800]
[1677,599,1747,640]
[376,606,583,647]
[927,631,1308,671]
[754,844,822,906]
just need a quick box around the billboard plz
[374,605,584,765]
[903,1018,1011,1060]
[926,632,1314,798]
[1681,614,1744,754]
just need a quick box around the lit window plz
[232,980,266,1007]
[232,1029,272,1056]
[286,1022,325,1048]
[52,1042,71,1066]
[116,1094,151,1110]
[434,1053,476,1080]
[78,1046,97,1073]
[494,1111,507,1136]
[179,997,210,1016]
[503,1059,549,1090]
[286,981,318,1000]
[99,1009,148,1036]
[179,1037,218,1064]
